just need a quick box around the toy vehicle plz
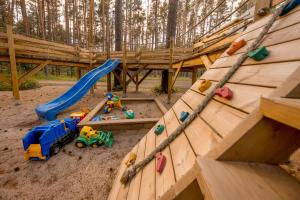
[104,93,126,114]
[23,118,79,160]
[75,126,113,148]
[70,111,87,121]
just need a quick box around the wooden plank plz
[155,117,176,200]
[108,144,139,200]
[171,61,184,88]
[7,25,20,99]
[137,69,153,85]
[181,89,247,137]
[163,109,196,180]
[200,55,212,69]
[221,21,300,58]
[125,64,148,85]
[191,68,197,84]
[78,98,107,126]
[172,99,222,156]
[207,110,300,164]
[260,97,300,129]
[18,60,50,84]
[138,123,157,200]
[202,62,300,88]
[126,136,147,200]
[248,162,300,199]
[212,39,300,69]
[196,158,300,200]
[154,98,168,114]
[191,80,274,113]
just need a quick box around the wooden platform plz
[108,5,300,200]
[78,98,168,131]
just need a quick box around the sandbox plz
[78,98,167,130]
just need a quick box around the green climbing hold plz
[154,124,165,135]
[248,46,270,61]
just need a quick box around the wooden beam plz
[171,60,184,88]
[7,24,20,99]
[168,37,174,104]
[122,42,127,96]
[200,55,212,69]
[135,73,139,92]
[126,71,137,85]
[18,60,50,84]
[154,98,168,114]
[138,69,153,85]
[125,64,148,85]
[0,74,10,84]
[76,67,82,80]
[260,97,300,130]
[192,68,197,84]
[112,70,122,83]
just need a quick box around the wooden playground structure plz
[1,0,300,199]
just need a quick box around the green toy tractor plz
[75,130,113,148]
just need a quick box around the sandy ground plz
[0,79,299,200]
[0,79,186,200]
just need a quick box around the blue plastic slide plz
[36,59,120,120]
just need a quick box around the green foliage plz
[0,79,40,91]
[19,79,40,90]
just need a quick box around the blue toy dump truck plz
[22,118,79,160]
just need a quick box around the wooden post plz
[192,68,197,85]
[106,0,111,92]
[89,49,94,94]
[167,37,174,104]
[254,0,271,20]
[122,42,127,97]
[7,24,20,99]
[76,67,81,80]
[135,74,139,92]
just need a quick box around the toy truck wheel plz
[91,143,99,148]
[51,143,61,155]
[75,141,86,148]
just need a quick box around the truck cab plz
[23,118,79,160]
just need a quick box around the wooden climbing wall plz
[108,5,300,200]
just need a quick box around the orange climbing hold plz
[198,80,212,92]
[227,39,247,56]
[215,86,233,100]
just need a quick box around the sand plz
[0,80,185,200]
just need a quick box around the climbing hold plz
[125,153,137,167]
[214,87,233,100]
[155,152,166,173]
[280,0,300,16]
[227,39,247,56]
[154,124,165,135]
[247,46,270,61]
[180,111,189,122]
[198,80,212,92]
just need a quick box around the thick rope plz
[120,0,291,185]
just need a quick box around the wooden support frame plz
[112,70,122,83]
[122,42,128,97]
[200,55,212,69]
[126,71,137,85]
[18,60,50,84]
[171,60,184,88]
[125,64,148,86]
[78,98,168,130]
[137,69,153,85]
[260,97,300,130]
[7,24,20,99]
[168,37,175,104]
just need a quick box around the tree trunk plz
[161,0,178,93]
[113,0,122,89]
[20,0,29,35]
[65,0,70,44]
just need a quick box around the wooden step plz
[195,158,300,200]
[260,97,300,130]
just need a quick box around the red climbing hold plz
[156,152,166,173]
[214,86,233,100]
[227,39,247,56]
